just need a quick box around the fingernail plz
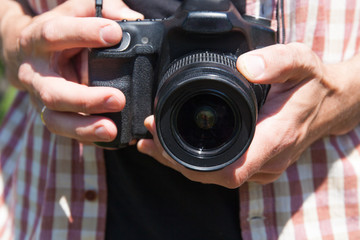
[95,126,111,141]
[241,55,265,80]
[100,25,121,45]
[105,96,122,111]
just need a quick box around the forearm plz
[0,0,32,89]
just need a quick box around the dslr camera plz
[89,0,276,171]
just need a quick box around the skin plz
[138,43,360,188]
[1,0,143,143]
[2,0,360,188]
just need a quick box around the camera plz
[89,0,277,171]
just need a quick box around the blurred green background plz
[0,60,16,123]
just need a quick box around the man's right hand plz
[1,0,143,143]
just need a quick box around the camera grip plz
[131,56,154,139]
[89,55,154,148]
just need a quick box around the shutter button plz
[84,190,97,201]
[118,32,131,51]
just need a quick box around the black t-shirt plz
[105,147,241,240]
[104,1,243,239]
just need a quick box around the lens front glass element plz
[175,92,238,151]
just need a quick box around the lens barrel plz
[155,52,260,171]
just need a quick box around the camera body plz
[89,0,276,171]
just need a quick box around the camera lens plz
[176,92,237,151]
[155,52,267,171]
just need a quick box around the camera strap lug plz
[276,0,285,43]
[95,0,103,17]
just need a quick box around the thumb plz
[236,42,322,84]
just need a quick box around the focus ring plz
[162,52,237,81]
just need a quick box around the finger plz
[20,16,122,53]
[138,116,180,169]
[49,0,96,17]
[52,0,144,20]
[144,115,156,135]
[42,108,117,142]
[102,0,144,20]
[18,62,126,114]
[139,115,173,162]
[237,42,322,84]
[137,139,176,168]
[228,121,284,185]
[230,107,302,187]
[54,48,89,84]
[139,116,244,188]
[138,116,187,172]
[247,172,283,185]
[138,137,241,188]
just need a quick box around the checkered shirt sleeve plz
[0,92,107,240]
[241,0,360,239]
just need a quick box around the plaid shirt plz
[1,0,360,239]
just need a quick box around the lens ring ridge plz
[162,52,237,81]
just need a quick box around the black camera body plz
[89,0,276,171]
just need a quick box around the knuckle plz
[223,171,244,188]
[77,97,92,113]
[261,161,289,176]
[289,42,318,73]
[270,43,314,78]
[42,112,58,134]
[282,44,300,70]
[46,122,62,137]
[19,28,32,50]
[40,20,59,44]
[38,87,56,109]
[74,127,88,139]
[17,63,32,82]
[223,180,241,189]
